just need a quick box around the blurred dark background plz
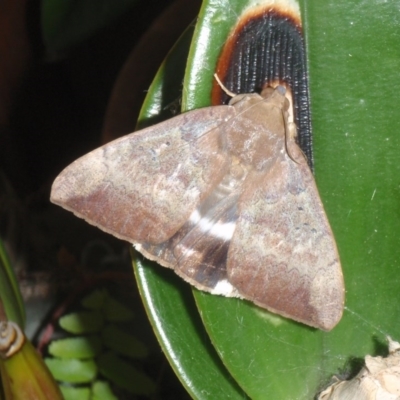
[0,0,200,398]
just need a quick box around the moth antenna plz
[282,110,307,165]
[214,74,237,98]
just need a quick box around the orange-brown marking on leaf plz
[212,3,302,105]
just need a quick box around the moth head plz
[227,87,290,124]
[260,85,290,111]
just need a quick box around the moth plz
[51,82,344,331]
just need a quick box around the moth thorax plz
[229,160,248,181]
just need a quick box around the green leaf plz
[306,0,400,377]
[183,0,246,110]
[59,311,104,334]
[188,0,400,398]
[92,381,118,400]
[48,336,102,359]
[60,386,91,400]
[103,296,134,322]
[183,4,323,396]
[133,0,400,398]
[81,289,135,321]
[101,324,148,359]
[45,358,97,383]
[81,289,108,310]
[97,351,156,395]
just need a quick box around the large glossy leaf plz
[190,0,400,398]
[134,0,400,398]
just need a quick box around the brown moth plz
[51,83,344,331]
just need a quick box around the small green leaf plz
[103,296,134,322]
[92,381,118,400]
[97,351,156,395]
[81,289,108,310]
[59,385,91,400]
[101,324,148,359]
[49,336,102,359]
[45,358,97,383]
[59,311,104,334]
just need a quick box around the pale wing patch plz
[196,217,236,242]
[139,167,244,293]
[211,279,241,297]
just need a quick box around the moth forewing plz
[51,86,344,331]
[219,87,344,331]
[51,106,234,244]
[228,158,343,331]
